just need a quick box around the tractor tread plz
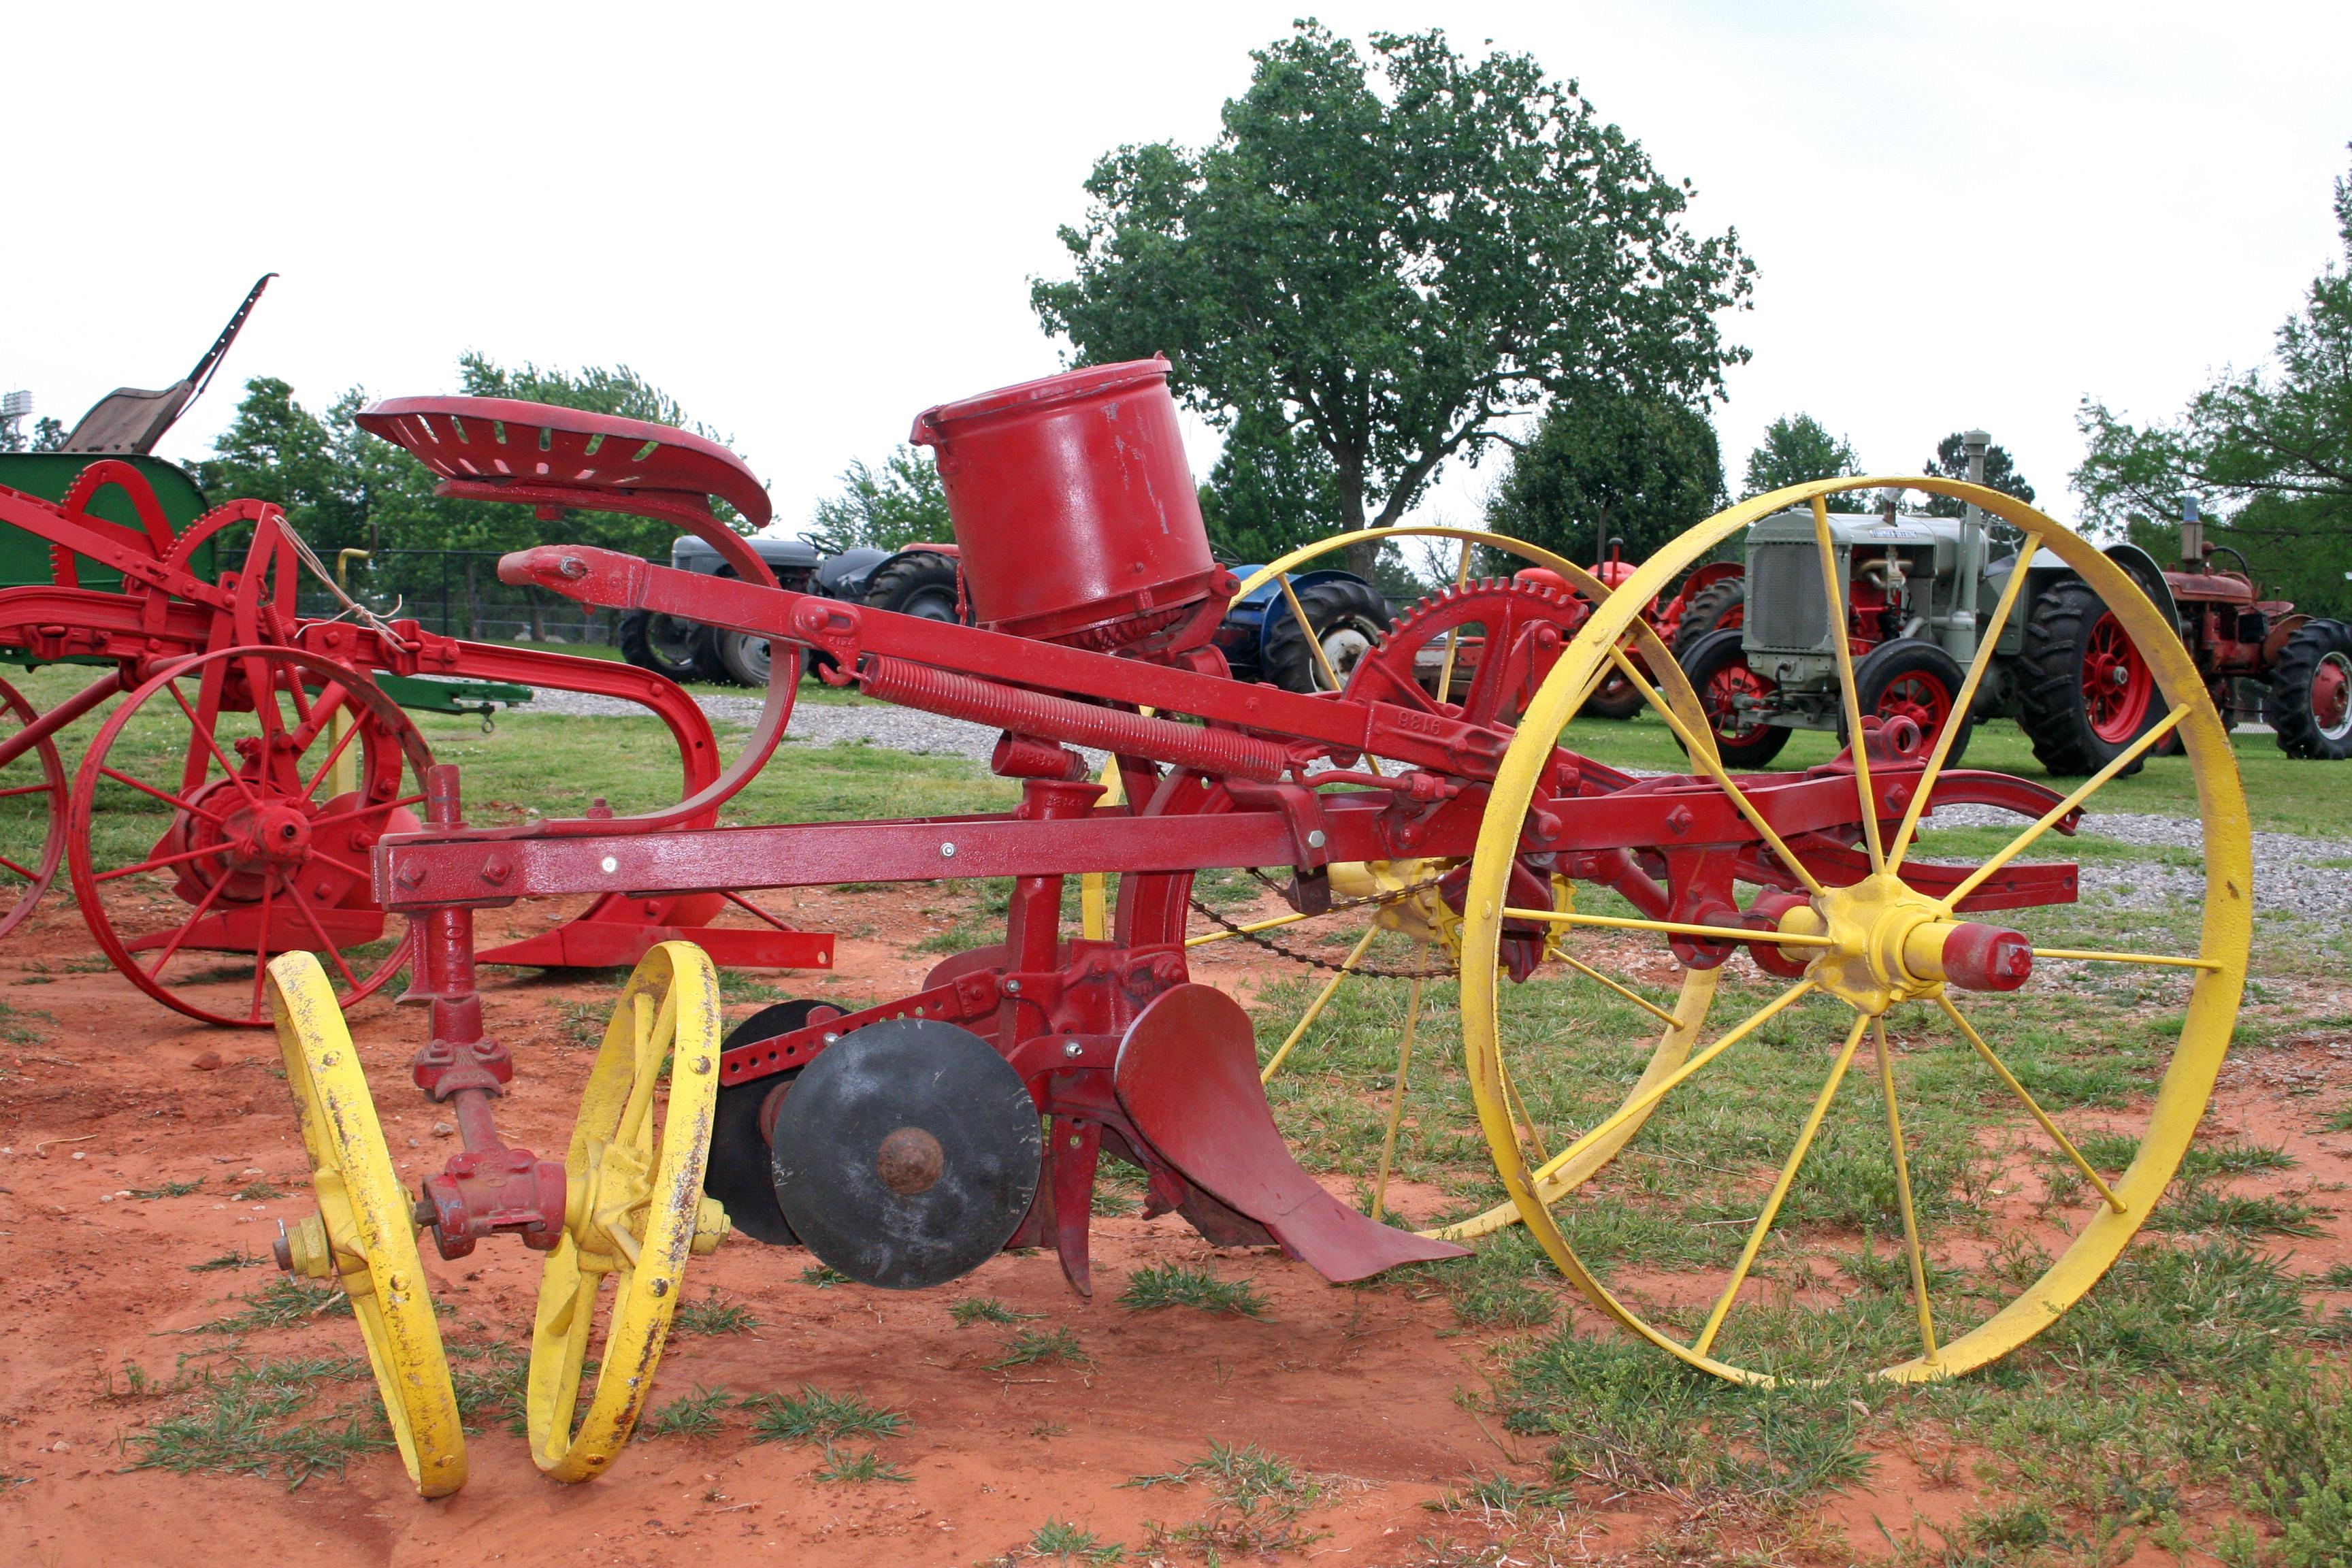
[1262,576,1390,693]
[2267,617,2352,760]
[1671,577,1746,660]
[2016,577,2142,778]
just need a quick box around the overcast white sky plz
[5,2,2347,542]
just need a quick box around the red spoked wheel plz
[0,676,67,939]
[66,647,434,1027]
[1875,674,1948,734]
[2081,610,2155,745]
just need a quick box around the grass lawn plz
[11,657,2347,1560]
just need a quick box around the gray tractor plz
[1671,433,2351,774]
[618,538,962,685]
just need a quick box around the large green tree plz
[1031,22,1753,566]
[802,446,951,555]
[1197,404,1348,565]
[1484,389,1725,566]
[1742,414,1866,511]
[2075,152,2352,610]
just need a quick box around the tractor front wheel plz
[2017,578,2155,777]
[1852,637,1973,766]
[1261,576,1391,693]
[618,609,718,684]
[1678,628,1791,767]
[2269,617,2352,760]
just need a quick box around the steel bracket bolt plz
[1062,1039,1085,1059]
[1665,804,1695,836]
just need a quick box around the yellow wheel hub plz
[527,941,728,1481]
[1791,874,2008,1014]
[266,953,466,1497]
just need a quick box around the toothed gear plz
[1341,577,1593,731]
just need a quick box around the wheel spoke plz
[1886,536,2040,872]
[1604,647,1826,896]
[1813,499,1885,873]
[1432,540,1475,702]
[721,889,796,933]
[1527,980,1817,1190]
[1541,940,1684,1028]
[94,838,237,885]
[0,853,35,881]
[1503,905,1833,949]
[248,877,276,1024]
[306,794,427,832]
[282,879,363,990]
[1936,994,2125,1212]
[1499,1052,1550,1164]
[142,872,233,983]
[1369,976,1422,1222]
[97,766,230,825]
[1258,924,1380,1083]
[2029,946,2221,973]
[0,781,59,800]
[1940,704,2189,910]
[1872,1018,1940,1363]
[1188,907,1317,949]
[167,681,262,807]
[1692,1011,1871,1357]
[299,845,377,886]
[301,707,368,801]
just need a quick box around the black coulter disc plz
[704,1001,822,1247]
[770,1017,1042,1290]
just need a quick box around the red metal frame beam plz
[499,545,1512,779]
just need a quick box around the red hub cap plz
[2311,653,2352,740]
[1874,673,1951,738]
[2082,612,2155,743]
[1703,664,1774,743]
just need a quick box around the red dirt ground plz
[1,885,2347,1568]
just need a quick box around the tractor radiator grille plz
[1744,540,1834,654]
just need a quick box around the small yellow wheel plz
[266,952,466,1497]
[1459,479,2253,1384]
[527,941,729,1481]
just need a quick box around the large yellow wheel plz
[527,941,729,1480]
[266,952,466,1497]
[1460,479,2252,1383]
[1080,527,1724,1225]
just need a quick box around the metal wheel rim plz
[65,647,428,1028]
[1458,478,2252,1384]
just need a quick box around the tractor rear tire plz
[1850,637,1973,766]
[862,551,964,623]
[2016,578,2155,778]
[1583,669,1648,719]
[1672,576,1746,660]
[618,608,717,684]
[1262,576,1391,693]
[1678,627,1792,768]
[2268,618,2352,760]
[713,630,776,687]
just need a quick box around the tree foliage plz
[2075,152,2352,610]
[1484,389,1725,566]
[801,446,951,554]
[1742,414,1866,511]
[1919,431,2035,518]
[1197,404,1348,564]
[1032,21,1753,559]
[0,408,66,452]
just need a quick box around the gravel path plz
[512,683,2345,921]
[517,684,1009,762]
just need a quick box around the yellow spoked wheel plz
[527,941,730,1480]
[1079,526,1727,1226]
[266,952,466,1497]
[1460,479,2252,1384]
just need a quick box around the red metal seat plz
[356,395,772,582]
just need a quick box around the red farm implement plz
[259,359,2247,1498]
[0,452,832,1026]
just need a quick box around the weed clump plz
[745,1386,907,1445]
[1117,1264,1268,1320]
